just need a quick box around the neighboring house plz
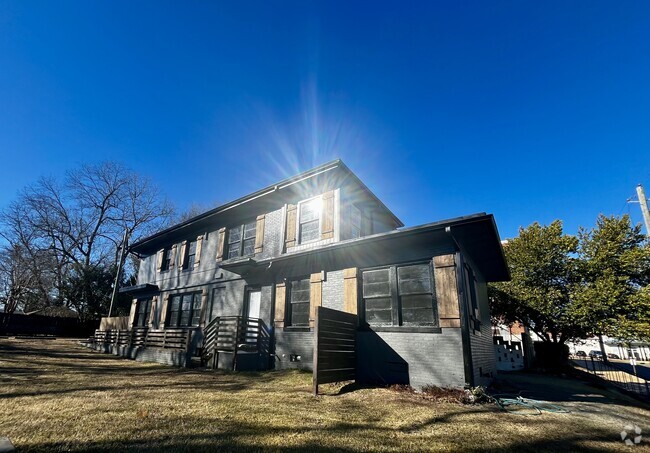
[119,160,509,389]
[492,321,539,371]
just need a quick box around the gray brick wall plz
[470,279,496,387]
[322,270,344,312]
[274,331,314,370]
[259,207,283,260]
[87,343,189,367]
[357,329,465,390]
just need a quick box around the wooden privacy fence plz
[90,327,193,351]
[313,307,358,395]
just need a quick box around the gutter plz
[253,212,491,267]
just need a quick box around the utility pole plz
[108,229,129,318]
[636,184,650,236]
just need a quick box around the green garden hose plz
[491,394,571,415]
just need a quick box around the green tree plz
[0,161,173,319]
[489,221,583,344]
[573,215,650,344]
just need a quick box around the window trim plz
[161,246,175,272]
[360,260,439,330]
[166,291,202,328]
[183,240,197,271]
[464,264,481,334]
[296,195,322,245]
[287,276,311,327]
[134,298,152,328]
[226,220,257,260]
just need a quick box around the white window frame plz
[296,195,322,245]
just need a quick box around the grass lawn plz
[1,339,649,452]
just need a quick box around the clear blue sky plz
[1,1,649,240]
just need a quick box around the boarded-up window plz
[227,221,256,259]
[134,298,152,327]
[289,278,310,326]
[362,263,438,327]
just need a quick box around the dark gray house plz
[119,160,508,389]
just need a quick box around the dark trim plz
[270,282,277,369]
[254,212,509,282]
[359,326,442,334]
[119,283,159,294]
[243,285,262,318]
[359,259,439,329]
[282,326,312,333]
[456,252,475,387]
[130,159,403,253]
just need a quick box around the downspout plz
[446,227,475,387]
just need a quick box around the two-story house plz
[117,160,509,389]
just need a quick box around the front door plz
[247,290,261,319]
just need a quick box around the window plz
[464,264,480,332]
[183,240,197,270]
[289,277,310,326]
[227,221,256,259]
[362,262,437,327]
[162,247,175,271]
[134,298,152,327]
[167,292,202,327]
[299,197,321,243]
[362,268,392,325]
[350,205,362,239]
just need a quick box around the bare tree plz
[0,162,174,318]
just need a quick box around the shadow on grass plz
[495,370,650,410]
[23,411,626,453]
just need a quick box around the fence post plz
[233,317,241,371]
[185,329,192,352]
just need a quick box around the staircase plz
[201,316,263,370]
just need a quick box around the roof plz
[222,213,510,282]
[130,159,403,254]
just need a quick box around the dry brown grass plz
[1,338,649,452]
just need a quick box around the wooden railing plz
[202,316,266,369]
[89,327,193,351]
